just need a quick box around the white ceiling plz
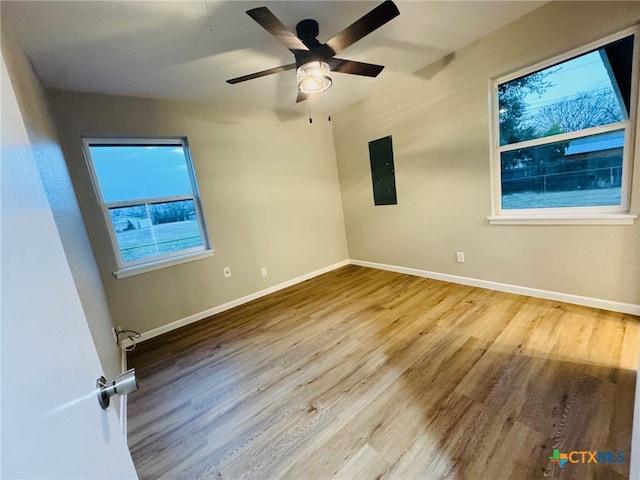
[2,1,546,113]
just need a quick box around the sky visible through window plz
[90,145,193,203]
[521,51,616,123]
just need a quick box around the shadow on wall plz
[414,52,456,81]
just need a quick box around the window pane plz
[109,200,204,263]
[501,130,624,209]
[498,35,633,146]
[90,145,194,202]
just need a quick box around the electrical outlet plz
[261,267,268,277]
[223,266,232,278]
[456,251,465,263]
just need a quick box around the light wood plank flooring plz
[127,265,639,479]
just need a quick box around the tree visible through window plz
[83,139,210,271]
[493,31,637,214]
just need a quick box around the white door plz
[1,54,138,479]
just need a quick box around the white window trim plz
[488,26,640,225]
[487,213,637,226]
[114,249,216,279]
[82,137,213,275]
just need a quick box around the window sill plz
[487,214,637,225]
[114,249,215,279]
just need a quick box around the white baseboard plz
[349,259,640,316]
[136,260,350,343]
[133,257,638,345]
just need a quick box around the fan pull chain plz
[305,91,332,124]
[324,89,331,122]
[204,0,214,31]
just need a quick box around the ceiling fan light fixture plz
[297,61,332,94]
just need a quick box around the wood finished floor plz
[127,265,639,480]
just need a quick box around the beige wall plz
[333,1,640,306]
[0,27,122,381]
[48,91,348,334]
[8,1,638,344]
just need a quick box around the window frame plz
[488,26,640,225]
[82,137,213,278]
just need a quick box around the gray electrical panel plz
[368,135,397,205]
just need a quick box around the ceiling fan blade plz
[226,63,297,84]
[325,1,399,54]
[296,90,307,103]
[329,59,385,77]
[246,7,309,53]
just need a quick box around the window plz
[489,28,639,224]
[83,138,211,277]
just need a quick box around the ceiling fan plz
[226,0,400,103]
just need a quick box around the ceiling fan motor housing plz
[296,19,319,43]
[295,19,335,67]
